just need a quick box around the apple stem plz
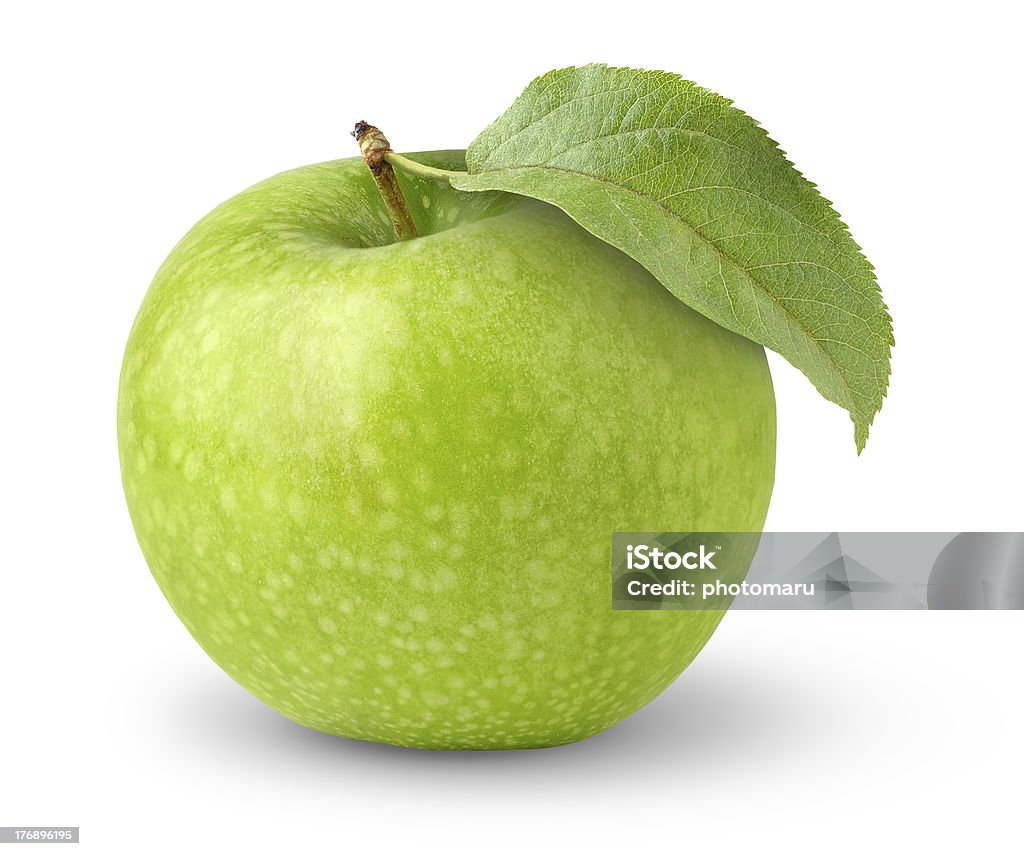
[352,121,419,241]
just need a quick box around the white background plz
[2,1,1022,853]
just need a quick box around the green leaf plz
[451,64,893,451]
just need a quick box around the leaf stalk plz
[385,152,467,183]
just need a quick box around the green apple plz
[118,150,775,749]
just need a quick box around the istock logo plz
[626,543,719,571]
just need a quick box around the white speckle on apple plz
[378,481,399,505]
[182,452,201,482]
[286,493,306,522]
[200,329,221,353]
[219,486,237,511]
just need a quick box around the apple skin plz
[118,151,775,750]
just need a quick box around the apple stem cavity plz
[352,121,419,241]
